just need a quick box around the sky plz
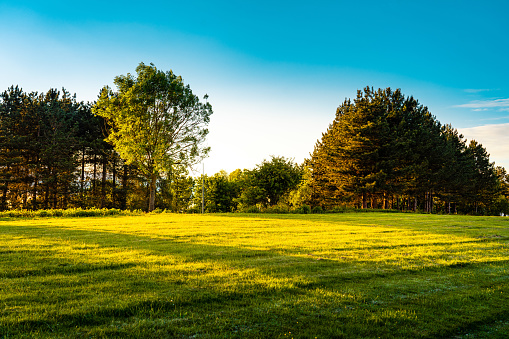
[1,0,508,175]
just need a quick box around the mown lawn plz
[1,212,509,338]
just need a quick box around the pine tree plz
[309,87,448,211]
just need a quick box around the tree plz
[237,156,303,208]
[465,140,499,214]
[493,166,509,215]
[157,167,195,212]
[309,87,452,211]
[193,170,240,212]
[93,63,212,211]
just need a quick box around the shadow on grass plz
[2,220,509,338]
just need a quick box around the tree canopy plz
[93,63,212,211]
[308,87,503,214]
[0,82,506,215]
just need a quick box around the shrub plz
[295,205,311,214]
[265,205,290,214]
[0,208,143,219]
[245,206,261,213]
[312,206,323,214]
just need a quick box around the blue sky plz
[1,1,508,174]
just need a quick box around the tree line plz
[1,67,507,214]
[307,87,509,215]
[0,84,300,213]
[0,85,135,210]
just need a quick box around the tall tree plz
[465,140,499,214]
[309,87,447,210]
[0,86,31,209]
[93,62,212,211]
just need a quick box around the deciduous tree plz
[93,63,212,211]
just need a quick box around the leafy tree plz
[285,162,313,208]
[237,156,303,208]
[193,170,240,213]
[157,167,194,212]
[93,63,212,211]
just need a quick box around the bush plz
[245,206,261,213]
[0,208,142,219]
[311,206,323,214]
[295,205,311,214]
[265,205,290,214]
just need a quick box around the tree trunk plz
[63,182,68,209]
[81,146,86,202]
[22,183,28,209]
[93,153,97,201]
[52,174,58,209]
[101,152,107,208]
[44,181,50,209]
[32,172,37,210]
[371,196,377,209]
[112,154,116,207]
[121,164,128,210]
[362,192,367,209]
[149,172,157,212]
[383,192,389,209]
[1,180,8,211]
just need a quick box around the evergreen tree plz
[309,87,468,212]
[465,140,499,214]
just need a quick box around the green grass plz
[1,212,509,338]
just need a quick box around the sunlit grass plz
[1,213,509,338]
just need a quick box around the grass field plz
[1,212,509,338]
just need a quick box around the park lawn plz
[1,212,509,338]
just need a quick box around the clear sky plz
[1,0,508,175]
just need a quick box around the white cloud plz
[455,98,509,109]
[464,89,496,94]
[459,123,509,169]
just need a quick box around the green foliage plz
[295,204,311,214]
[194,170,240,213]
[93,63,212,211]
[156,167,195,212]
[309,87,503,215]
[263,204,291,214]
[283,163,313,207]
[0,86,98,210]
[236,156,303,209]
[244,205,261,213]
[0,207,141,218]
[311,205,323,214]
